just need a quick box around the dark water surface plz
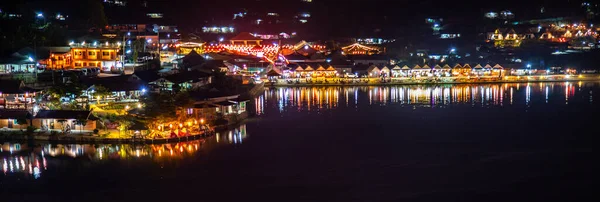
[1,82,596,202]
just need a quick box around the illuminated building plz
[0,80,38,110]
[202,26,235,34]
[341,43,381,55]
[40,47,72,69]
[490,29,521,48]
[70,42,121,70]
[177,42,205,55]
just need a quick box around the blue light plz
[36,12,43,18]
[147,39,152,43]
[141,88,146,93]
[450,48,456,52]
[126,50,132,54]
[219,37,224,42]
[28,56,33,62]
[434,24,439,27]
[326,59,331,63]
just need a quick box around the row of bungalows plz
[0,110,97,131]
[364,64,504,77]
[283,63,339,78]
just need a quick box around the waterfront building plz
[461,64,472,75]
[401,65,411,76]
[473,64,484,75]
[32,110,97,131]
[380,66,390,77]
[367,65,381,77]
[391,65,402,77]
[0,110,96,131]
[421,65,432,76]
[452,64,463,76]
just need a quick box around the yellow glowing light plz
[200,119,205,124]
[125,105,130,110]
[137,103,142,108]
[179,123,183,128]
[169,124,173,129]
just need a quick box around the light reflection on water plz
[1,124,247,180]
[254,82,596,114]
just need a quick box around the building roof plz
[133,69,161,83]
[83,76,146,92]
[230,32,261,41]
[0,110,31,119]
[214,100,237,106]
[0,80,24,94]
[35,110,92,120]
[164,70,211,84]
[193,103,219,108]
[181,50,206,68]
[285,53,309,61]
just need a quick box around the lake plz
[1,82,596,202]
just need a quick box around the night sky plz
[0,0,593,37]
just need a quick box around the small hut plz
[452,64,463,75]
[380,66,391,77]
[421,65,432,74]
[433,64,442,73]
[367,65,381,77]
[442,64,452,74]
[391,65,402,77]
[473,64,483,75]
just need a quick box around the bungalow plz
[367,65,381,77]
[0,80,40,110]
[82,76,147,102]
[0,110,96,131]
[186,92,250,123]
[152,70,212,92]
[33,110,97,131]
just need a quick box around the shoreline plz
[0,123,245,145]
[268,77,600,87]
